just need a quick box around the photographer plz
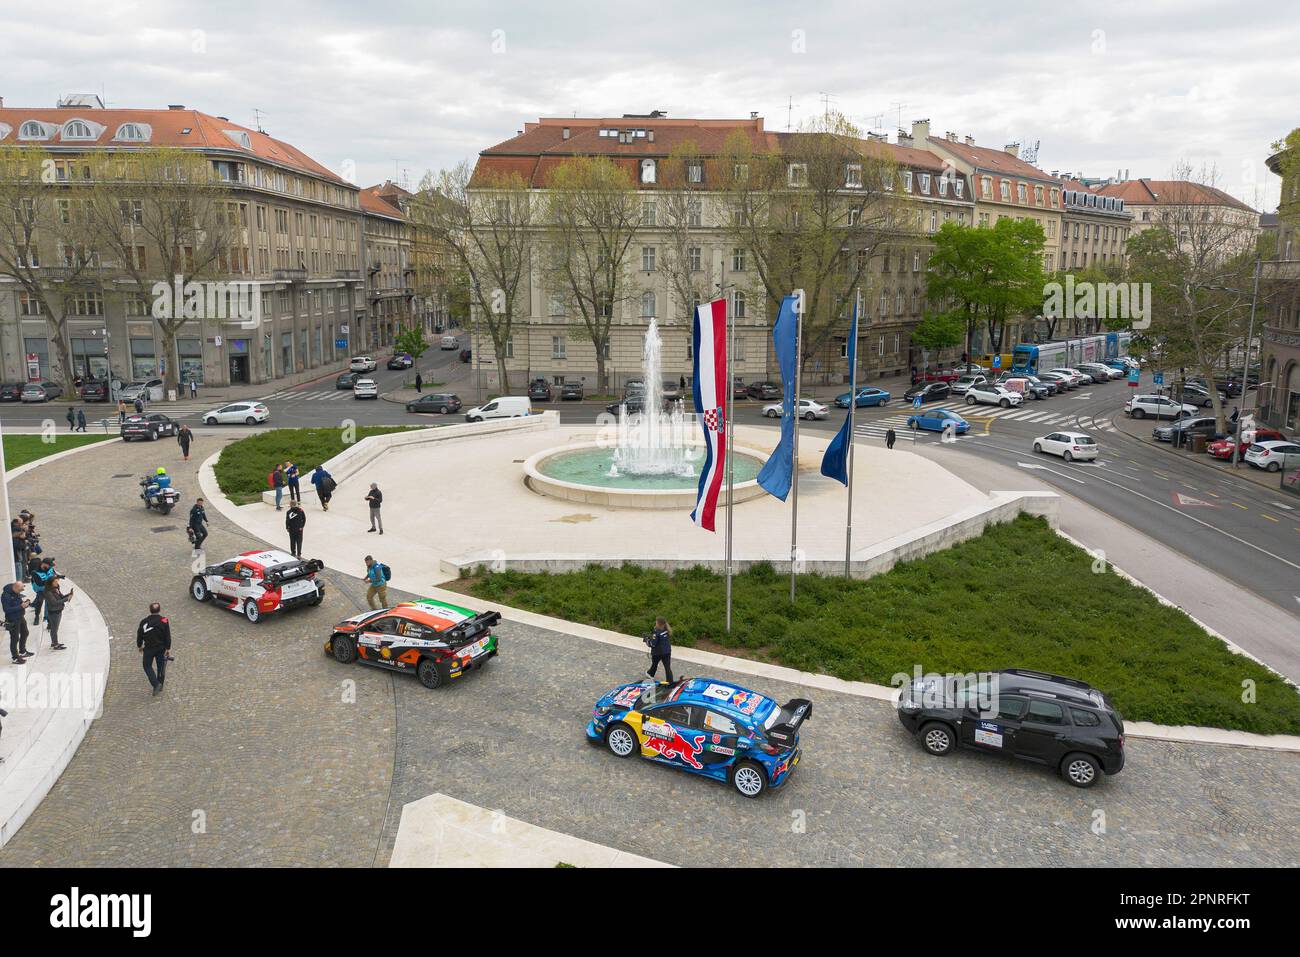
[43,576,73,651]
[3,581,31,664]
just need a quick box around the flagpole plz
[789,289,804,604]
[723,266,734,634]
[844,302,858,578]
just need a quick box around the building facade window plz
[641,291,656,318]
[641,246,656,271]
[130,336,157,379]
[551,335,567,359]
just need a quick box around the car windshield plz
[1075,437,1096,445]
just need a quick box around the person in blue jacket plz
[31,558,55,625]
[310,465,335,511]
[645,616,674,683]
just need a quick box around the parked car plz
[79,379,110,402]
[405,393,462,414]
[121,413,180,441]
[1033,431,1098,462]
[1125,394,1197,419]
[439,335,459,350]
[923,368,961,383]
[746,381,782,400]
[732,376,748,399]
[950,374,989,396]
[1047,367,1090,387]
[996,373,1051,399]
[762,398,828,420]
[1206,428,1287,461]
[834,387,891,408]
[335,371,361,390]
[1153,416,1219,446]
[0,383,24,402]
[353,378,379,399]
[458,348,472,363]
[661,380,681,402]
[20,380,63,402]
[587,677,811,798]
[1036,371,1074,392]
[1244,440,1300,472]
[903,382,951,404]
[560,380,584,400]
[202,401,270,425]
[897,668,1125,788]
[349,356,377,373]
[386,353,413,370]
[964,382,1023,408]
[119,378,164,402]
[1079,362,1122,381]
[464,396,531,422]
[906,407,970,434]
[527,379,554,402]
[1171,382,1222,408]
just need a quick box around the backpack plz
[267,471,275,488]
[321,476,337,493]
[379,563,391,583]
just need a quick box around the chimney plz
[750,111,758,119]
[168,104,185,110]
[964,135,974,146]
[945,130,956,141]
[0,97,4,108]
[1004,142,1020,158]
[911,118,931,142]
[897,128,912,147]
[647,129,654,142]
[561,127,570,140]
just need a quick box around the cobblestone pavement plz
[3,438,1297,866]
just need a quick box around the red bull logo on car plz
[643,721,705,769]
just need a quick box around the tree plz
[394,325,427,361]
[718,112,914,377]
[82,147,235,393]
[910,311,964,368]
[414,162,531,392]
[0,146,106,394]
[925,218,1045,369]
[542,156,641,392]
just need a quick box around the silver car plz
[1244,440,1300,472]
[20,380,63,402]
[762,398,828,420]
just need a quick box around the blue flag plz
[820,302,859,485]
[756,294,800,501]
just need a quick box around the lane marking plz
[1172,491,1219,508]
[1017,461,1086,484]
[1262,514,1279,523]
[1272,501,1296,511]
[1232,502,1248,510]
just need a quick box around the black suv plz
[560,380,584,400]
[1153,415,1220,446]
[527,379,553,401]
[898,668,1125,788]
[79,379,111,402]
[746,381,781,400]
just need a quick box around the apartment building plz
[467,114,971,391]
[1259,146,1300,431]
[1095,178,1259,260]
[0,94,365,387]
[1054,176,1134,270]
[360,182,413,350]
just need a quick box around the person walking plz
[414,371,423,393]
[363,555,389,609]
[285,502,306,559]
[133,395,144,415]
[365,483,383,534]
[4,582,31,664]
[75,407,87,432]
[30,558,54,625]
[43,577,72,651]
[117,398,128,423]
[310,465,335,511]
[177,423,193,462]
[188,374,198,399]
[272,463,286,511]
[188,498,208,555]
[285,461,301,503]
[886,428,897,450]
[65,406,76,431]
[136,602,172,696]
[679,374,686,392]
[645,615,674,683]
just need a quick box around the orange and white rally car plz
[189,549,325,623]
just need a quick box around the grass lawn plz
[3,433,115,470]
[466,514,1300,735]
[214,426,419,504]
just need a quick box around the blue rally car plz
[587,677,811,798]
[906,407,970,435]
[834,387,891,409]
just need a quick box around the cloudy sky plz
[3,0,1295,208]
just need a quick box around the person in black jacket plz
[136,602,172,696]
[188,498,208,555]
[366,483,383,533]
[285,503,306,558]
[646,616,674,683]
[3,582,31,664]
[177,424,193,462]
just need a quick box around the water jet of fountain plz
[610,318,695,476]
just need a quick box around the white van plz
[440,335,459,350]
[464,396,531,422]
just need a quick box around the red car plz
[1206,428,1287,461]
[924,368,961,383]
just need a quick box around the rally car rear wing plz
[264,559,325,584]
[766,698,813,749]
[441,610,502,647]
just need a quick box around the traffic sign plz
[992,355,1002,370]
[1153,372,1165,386]
[335,339,348,349]
[913,396,923,409]
[1127,368,1140,387]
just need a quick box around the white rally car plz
[189,549,326,623]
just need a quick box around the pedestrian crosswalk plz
[259,388,357,402]
[848,403,1118,442]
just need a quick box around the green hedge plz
[469,515,1300,735]
[213,427,417,504]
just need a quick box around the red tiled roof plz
[0,104,347,184]
[926,137,1057,184]
[360,184,404,219]
[1096,179,1255,212]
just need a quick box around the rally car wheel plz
[416,658,443,689]
[604,723,637,758]
[331,634,357,664]
[1061,752,1101,788]
[190,577,210,602]
[730,761,768,798]
[243,599,262,624]
[921,722,955,756]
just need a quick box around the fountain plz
[524,319,768,508]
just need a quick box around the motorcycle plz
[139,476,182,515]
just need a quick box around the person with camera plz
[4,581,32,664]
[645,616,674,683]
[136,602,172,696]
[43,576,73,651]
[30,557,55,625]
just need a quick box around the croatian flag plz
[691,297,728,531]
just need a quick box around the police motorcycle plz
[140,467,182,515]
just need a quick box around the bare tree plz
[0,146,107,393]
[414,162,531,392]
[542,156,642,393]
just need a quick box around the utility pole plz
[1232,260,1262,469]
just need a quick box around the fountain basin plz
[524,441,770,509]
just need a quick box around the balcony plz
[334,269,361,281]
[273,267,307,282]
